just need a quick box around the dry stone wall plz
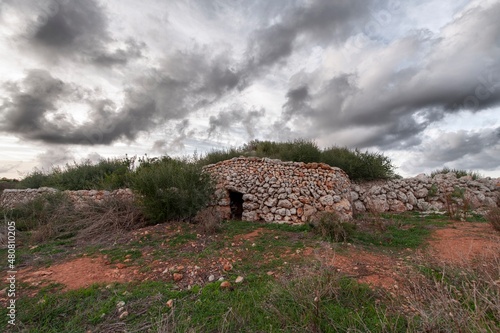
[202,157,353,223]
[0,187,134,209]
[2,163,498,222]
[351,173,499,214]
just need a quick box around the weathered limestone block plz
[278,199,293,209]
[389,200,406,213]
[353,200,366,212]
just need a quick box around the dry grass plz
[192,206,223,235]
[2,193,146,245]
[402,254,500,332]
[76,197,146,244]
[486,207,500,232]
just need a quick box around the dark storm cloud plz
[7,0,145,66]
[282,86,311,118]
[405,127,500,173]
[279,2,500,150]
[36,147,75,170]
[245,0,373,70]
[0,45,243,145]
[208,107,266,139]
[33,0,106,47]
[152,119,194,153]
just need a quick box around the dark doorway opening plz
[229,190,243,220]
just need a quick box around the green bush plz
[17,157,134,190]
[196,147,246,166]
[17,170,51,189]
[131,156,214,223]
[199,139,396,181]
[321,146,395,180]
[0,178,19,193]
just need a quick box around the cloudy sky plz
[1,0,499,179]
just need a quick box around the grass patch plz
[168,232,197,247]
[351,212,448,249]
[2,270,408,332]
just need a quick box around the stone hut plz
[202,157,353,223]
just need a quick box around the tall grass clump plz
[406,257,500,332]
[265,266,407,332]
[131,156,214,223]
[309,212,356,242]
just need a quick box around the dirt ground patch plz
[298,245,407,292]
[19,256,137,291]
[427,222,500,266]
[296,221,500,292]
[233,227,267,242]
[12,220,500,295]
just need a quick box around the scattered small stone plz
[223,263,233,271]
[119,311,129,319]
[235,276,244,283]
[218,277,225,281]
[266,271,274,276]
[173,273,183,281]
[220,281,231,289]
[162,268,169,274]
[116,301,125,308]
[208,275,215,282]
[116,263,126,269]
[166,299,174,308]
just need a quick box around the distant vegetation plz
[0,177,19,193]
[198,139,397,181]
[15,139,396,192]
[17,157,135,190]
[430,167,482,180]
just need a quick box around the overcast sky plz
[1,0,499,179]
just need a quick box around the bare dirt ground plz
[11,220,500,296]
